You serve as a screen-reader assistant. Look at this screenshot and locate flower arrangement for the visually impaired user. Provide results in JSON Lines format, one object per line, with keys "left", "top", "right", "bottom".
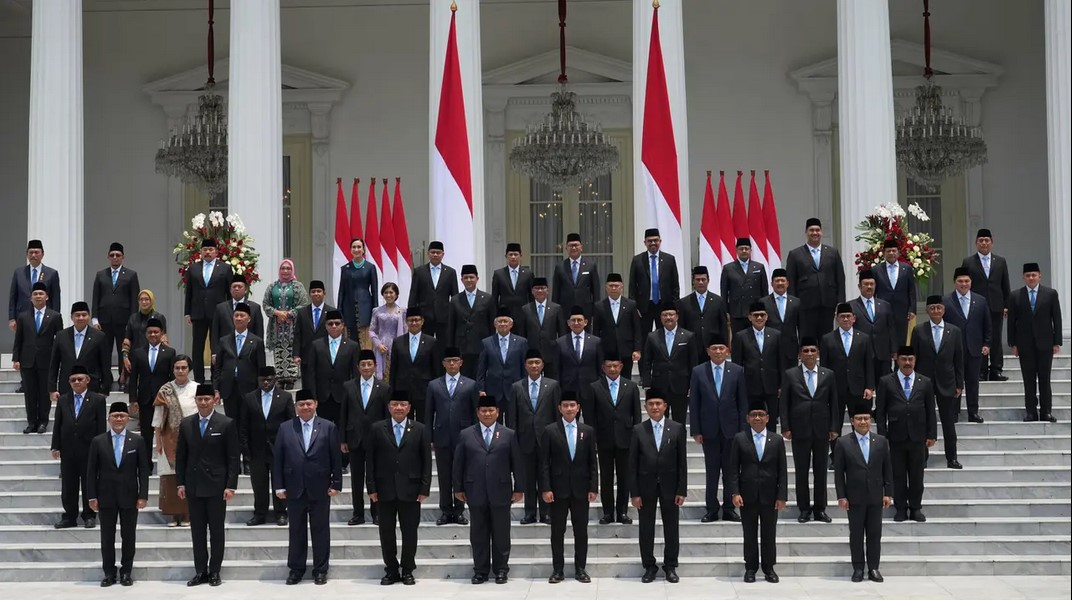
{"left": 854, "top": 202, "right": 939, "bottom": 283}
{"left": 173, "top": 211, "right": 260, "bottom": 288}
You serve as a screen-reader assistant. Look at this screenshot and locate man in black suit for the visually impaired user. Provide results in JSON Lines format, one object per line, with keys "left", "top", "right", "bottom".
{"left": 833, "top": 405, "right": 893, "bottom": 583}
{"left": 873, "top": 239, "right": 917, "bottom": 345}
{"left": 821, "top": 303, "right": 876, "bottom": 458}
{"left": 367, "top": 393, "right": 432, "bottom": 586}
{"left": 477, "top": 309, "right": 528, "bottom": 406}
{"left": 641, "top": 303, "right": 700, "bottom": 423}
{"left": 340, "top": 349, "right": 389, "bottom": 525}
{"left": 722, "top": 238, "right": 770, "bottom": 335}
{"left": 945, "top": 267, "right": 992, "bottom": 423}
{"left": 490, "top": 243, "right": 533, "bottom": 330}
{"left": 552, "top": 233, "right": 601, "bottom": 321}
{"left": 273, "top": 389, "right": 343, "bottom": 586}
{"left": 453, "top": 396, "right": 524, "bottom": 585}
{"left": 540, "top": 391, "right": 598, "bottom": 584}
{"left": 875, "top": 347, "right": 937, "bottom": 522}
{"left": 785, "top": 218, "right": 845, "bottom": 339}
{"left": 240, "top": 366, "right": 295, "bottom": 526}
{"left": 761, "top": 268, "right": 801, "bottom": 370}
{"left": 407, "top": 240, "right": 459, "bottom": 342}
{"left": 961, "top": 229, "right": 1011, "bottom": 380}
{"left": 176, "top": 384, "right": 240, "bottom": 587}
{"left": 629, "top": 228, "right": 681, "bottom": 332}
{"left": 87, "top": 402, "right": 149, "bottom": 587}
{"left": 1008, "top": 262, "right": 1064, "bottom": 422}
{"left": 518, "top": 277, "right": 567, "bottom": 380}
{"left": 50, "top": 302, "right": 112, "bottom": 398}
{"left": 912, "top": 297, "right": 965, "bottom": 469}
{"left": 507, "top": 349, "right": 560, "bottom": 524}
{"left": 587, "top": 353, "right": 641, "bottom": 524}
{"left": 8, "top": 239, "right": 61, "bottom": 332}
{"left": 426, "top": 347, "right": 479, "bottom": 525}
{"left": 51, "top": 365, "right": 108, "bottom": 528}
{"left": 306, "top": 310, "right": 358, "bottom": 426}
{"left": 12, "top": 281, "right": 63, "bottom": 433}
{"left": 447, "top": 264, "right": 495, "bottom": 378}
{"left": 726, "top": 400, "right": 787, "bottom": 584}
{"left": 210, "top": 274, "right": 265, "bottom": 361}
{"left": 389, "top": 309, "right": 442, "bottom": 423}
{"left": 676, "top": 266, "right": 729, "bottom": 355}
{"left": 212, "top": 303, "right": 267, "bottom": 441}
{"left": 592, "top": 273, "right": 643, "bottom": 378}
{"left": 556, "top": 306, "right": 604, "bottom": 399}
{"left": 126, "top": 318, "right": 174, "bottom": 456}
{"left": 732, "top": 302, "right": 784, "bottom": 432}
{"left": 91, "top": 242, "right": 140, "bottom": 388}
{"left": 291, "top": 279, "right": 335, "bottom": 388}
{"left": 184, "top": 239, "right": 233, "bottom": 382}
{"left": 780, "top": 338, "right": 838, "bottom": 524}
{"left": 852, "top": 269, "right": 898, "bottom": 382}
{"left": 629, "top": 391, "right": 687, "bottom": 583}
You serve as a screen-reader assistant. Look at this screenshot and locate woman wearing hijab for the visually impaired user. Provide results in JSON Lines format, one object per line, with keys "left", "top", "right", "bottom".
{"left": 338, "top": 238, "right": 379, "bottom": 348}
{"left": 122, "top": 289, "right": 169, "bottom": 375}
{"left": 152, "top": 354, "right": 197, "bottom": 526}
{"left": 262, "top": 258, "right": 310, "bottom": 388}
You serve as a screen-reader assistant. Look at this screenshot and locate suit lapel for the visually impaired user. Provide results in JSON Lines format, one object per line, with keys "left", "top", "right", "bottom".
{"left": 305, "top": 417, "right": 321, "bottom": 453}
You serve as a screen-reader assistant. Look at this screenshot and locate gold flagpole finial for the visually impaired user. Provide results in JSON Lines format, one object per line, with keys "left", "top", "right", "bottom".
{"left": 451, "top": 1, "right": 457, "bottom": 12}
{"left": 706, "top": 170, "right": 712, "bottom": 177}
{"left": 653, "top": 0, "right": 660, "bottom": 9}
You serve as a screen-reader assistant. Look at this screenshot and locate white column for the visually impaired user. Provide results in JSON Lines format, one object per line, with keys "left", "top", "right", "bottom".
{"left": 27, "top": 0, "right": 84, "bottom": 306}
{"left": 837, "top": 0, "right": 897, "bottom": 299}
{"left": 228, "top": 0, "right": 283, "bottom": 303}
{"left": 1045, "top": 0, "right": 1071, "bottom": 341}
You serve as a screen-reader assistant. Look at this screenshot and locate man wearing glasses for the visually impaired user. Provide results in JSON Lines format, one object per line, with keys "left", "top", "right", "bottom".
{"left": 91, "top": 243, "right": 140, "bottom": 392}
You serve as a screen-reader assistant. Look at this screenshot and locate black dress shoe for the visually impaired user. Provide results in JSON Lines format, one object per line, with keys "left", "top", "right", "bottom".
{"left": 37, "top": 424, "right": 48, "bottom": 434}
{"left": 242, "top": 464, "right": 251, "bottom": 476}
{"left": 617, "top": 513, "right": 633, "bottom": 525}
{"left": 968, "top": 414, "right": 984, "bottom": 423}
{"left": 314, "top": 572, "right": 327, "bottom": 585}
{"left": 953, "top": 412, "right": 960, "bottom": 423}
{"left": 764, "top": 569, "right": 779, "bottom": 583}
{"left": 894, "top": 509, "right": 907, "bottom": 522}
{"left": 743, "top": 569, "right": 757, "bottom": 583}
{"left": 436, "top": 514, "right": 451, "bottom": 525}
{"left": 380, "top": 572, "right": 401, "bottom": 586}
{"left": 813, "top": 511, "right": 832, "bottom": 523}
{"left": 119, "top": 573, "right": 133, "bottom": 586}
{"left": 722, "top": 508, "right": 742, "bottom": 522}
{"left": 1042, "top": 413, "right": 1058, "bottom": 423}
{"left": 868, "top": 569, "right": 884, "bottom": 582}
{"left": 286, "top": 571, "right": 303, "bottom": 585}
{"left": 548, "top": 570, "right": 564, "bottom": 583}
{"left": 341, "top": 464, "right": 349, "bottom": 475}
{"left": 598, "top": 514, "right": 615, "bottom": 524}
{"left": 84, "top": 518, "right": 97, "bottom": 528}
{"left": 277, "top": 515, "right": 288, "bottom": 526}
{"left": 187, "top": 573, "right": 209, "bottom": 586}
{"left": 22, "top": 425, "right": 34, "bottom": 434}
{"left": 471, "top": 573, "right": 487, "bottom": 585}
{"left": 540, "top": 514, "right": 552, "bottom": 525}
{"left": 347, "top": 516, "right": 365, "bottom": 526}
{"left": 100, "top": 576, "right": 117, "bottom": 587}
{"left": 54, "top": 519, "right": 77, "bottom": 529}
{"left": 401, "top": 572, "right": 415, "bottom": 585}
{"left": 947, "top": 460, "right": 963, "bottom": 469}
{"left": 494, "top": 570, "right": 508, "bottom": 584}
{"left": 990, "top": 372, "right": 1008, "bottom": 381}
{"left": 851, "top": 569, "right": 865, "bottom": 582}
{"left": 519, "top": 515, "right": 537, "bottom": 525}
{"left": 1024, "top": 413, "right": 1040, "bottom": 422}
{"left": 641, "top": 566, "right": 659, "bottom": 583}
{"left": 372, "top": 516, "right": 379, "bottom": 526}
{"left": 246, "top": 516, "right": 266, "bottom": 526}
{"left": 454, "top": 514, "right": 468, "bottom": 525}
{"left": 575, "top": 568, "right": 591, "bottom": 583}
{"left": 700, "top": 511, "right": 719, "bottom": 523}
{"left": 910, "top": 509, "right": 927, "bottom": 522}
{"left": 664, "top": 566, "right": 679, "bottom": 583}
{"left": 209, "top": 572, "right": 222, "bottom": 586}
{"left": 797, "top": 509, "right": 811, "bottom": 523}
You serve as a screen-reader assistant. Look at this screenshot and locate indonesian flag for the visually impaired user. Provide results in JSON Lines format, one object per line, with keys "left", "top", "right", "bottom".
{"left": 379, "top": 179, "right": 398, "bottom": 291}
{"left": 715, "top": 171, "right": 736, "bottom": 266}
{"left": 393, "top": 178, "right": 413, "bottom": 307}
{"left": 698, "top": 171, "right": 722, "bottom": 285}
{"left": 747, "top": 171, "right": 768, "bottom": 265}
{"left": 732, "top": 171, "right": 748, "bottom": 242}
{"left": 349, "top": 178, "right": 362, "bottom": 242}
{"left": 762, "top": 170, "right": 783, "bottom": 270}
{"left": 364, "top": 179, "right": 382, "bottom": 276}
{"left": 332, "top": 178, "right": 350, "bottom": 302}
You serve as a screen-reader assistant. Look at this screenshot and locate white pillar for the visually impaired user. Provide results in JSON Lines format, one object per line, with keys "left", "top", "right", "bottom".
{"left": 27, "top": 0, "right": 84, "bottom": 306}
{"left": 1045, "top": 0, "right": 1071, "bottom": 341}
{"left": 837, "top": 0, "right": 897, "bottom": 299}
{"left": 228, "top": 0, "right": 283, "bottom": 303}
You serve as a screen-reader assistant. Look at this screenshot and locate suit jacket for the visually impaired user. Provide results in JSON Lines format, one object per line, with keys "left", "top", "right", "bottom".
{"left": 943, "top": 292, "right": 992, "bottom": 357}
{"left": 725, "top": 428, "right": 788, "bottom": 507}
{"left": 731, "top": 326, "right": 784, "bottom": 396}
{"left": 175, "top": 411, "right": 241, "bottom": 497}
{"left": 490, "top": 265, "right": 533, "bottom": 326}
{"left": 875, "top": 372, "right": 938, "bottom": 443}
{"left": 961, "top": 253, "right": 1011, "bottom": 315}
{"left": 628, "top": 251, "right": 681, "bottom": 315}
{"left": 676, "top": 291, "right": 729, "bottom": 351}
{"left": 408, "top": 262, "right": 459, "bottom": 327}
{"left": 213, "top": 331, "right": 267, "bottom": 400}
{"left": 365, "top": 418, "right": 433, "bottom": 502}
{"left": 873, "top": 260, "right": 917, "bottom": 319}
{"left": 761, "top": 293, "right": 801, "bottom": 368}
{"left": 833, "top": 431, "right": 893, "bottom": 506}
{"left": 210, "top": 298, "right": 265, "bottom": 355}
{"left": 447, "top": 290, "right": 495, "bottom": 355}
{"left": 49, "top": 327, "right": 112, "bottom": 394}
{"left": 780, "top": 366, "right": 838, "bottom": 439}
{"left": 820, "top": 328, "right": 875, "bottom": 396}
{"left": 688, "top": 361, "right": 748, "bottom": 439}
{"left": 127, "top": 344, "right": 176, "bottom": 407}
{"left": 552, "top": 256, "right": 601, "bottom": 317}
{"left": 86, "top": 430, "right": 150, "bottom": 509}
{"left": 586, "top": 377, "right": 641, "bottom": 450}
{"left": 476, "top": 333, "right": 528, "bottom": 403}
{"left": 1008, "top": 285, "right": 1063, "bottom": 349}
{"left": 851, "top": 296, "right": 898, "bottom": 362}
{"left": 240, "top": 386, "right": 296, "bottom": 461}
{"left": 518, "top": 301, "right": 567, "bottom": 373}
{"left": 389, "top": 332, "right": 442, "bottom": 401}
{"left": 640, "top": 327, "right": 700, "bottom": 396}
{"left": 426, "top": 374, "right": 479, "bottom": 448}
{"left": 453, "top": 423, "right": 524, "bottom": 507}
{"left": 11, "top": 307, "right": 63, "bottom": 368}
{"left": 556, "top": 332, "right": 603, "bottom": 394}
{"left": 291, "top": 302, "right": 336, "bottom": 361}
{"left": 720, "top": 261, "right": 770, "bottom": 318}
{"left": 591, "top": 296, "right": 643, "bottom": 359}
{"left": 306, "top": 336, "right": 358, "bottom": 404}
{"left": 91, "top": 266, "right": 140, "bottom": 328}
{"left": 184, "top": 260, "right": 233, "bottom": 320}
{"left": 50, "top": 390, "right": 107, "bottom": 452}
{"left": 339, "top": 377, "right": 390, "bottom": 449}
{"left": 8, "top": 263, "right": 60, "bottom": 320}
{"left": 272, "top": 416, "right": 343, "bottom": 500}
{"left": 627, "top": 419, "right": 687, "bottom": 499}
{"left": 784, "top": 243, "right": 846, "bottom": 309}
{"left": 911, "top": 321, "right": 965, "bottom": 397}
{"left": 507, "top": 376, "right": 561, "bottom": 453}
{"left": 538, "top": 420, "right": 598, "bottom": 499}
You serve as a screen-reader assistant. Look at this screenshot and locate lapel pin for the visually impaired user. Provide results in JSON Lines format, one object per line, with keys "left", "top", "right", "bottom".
{"left": 495, "top": 431, "right": 500, "bottom": 440}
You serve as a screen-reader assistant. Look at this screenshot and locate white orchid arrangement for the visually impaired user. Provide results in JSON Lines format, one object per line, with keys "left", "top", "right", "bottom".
{"left": 174, "top": 211, "right": 260, "bottom": 288}
{"left": 854, "top": 202, "right": 938, "bottom": 282}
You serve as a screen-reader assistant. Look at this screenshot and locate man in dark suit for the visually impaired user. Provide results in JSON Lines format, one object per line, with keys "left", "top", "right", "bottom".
{"left": 641, "top": 303, "right": 700, "bottom": 423}
{"left": 176, "top": 384, "right": 240, "bottom": 587}
{"left": 426, "top": 347, "right": 479, "bottom": 525}
{"left": 592, "top": 273, "right": 643, "bottom": 378}
{"left": 961, "top": 229, "right": 1011, "bottom": 380}
{"left": 875, "top": 347, "right": 937, "bottom": 522}
{"left": 540, "top": 392, "right": 598, "bottom": 583}
{"left": 340, "top": 349, "right": 389, "bottom": 525}
{"left": 490, "top": 243, "right": 533, "bottom": 330}
{"left": 873, "top": 239, "right": 917, "bottom": 345}
{"left": 240, "top": 366, "right": 295, "bottom": 526}
{"left": 556, "top": 306, "right": 603, "bottom": 399}
{"left": 833, "top": 405, "right": 893, "bottom": 583}
{"left": 912, "top": 297, "right": 965, "bottom": 469}
{"left": 212, "top": 303, "right": 267, "bottom": 440}
{"left": 726, "top": 400, "right": 788, "bottom": 584}
{"left": 821, "top": 303, "right": 875, "bottom": 458}
{"left": 366, "top": 393, "right": 432, "bottom": 586}
{"left": 780, "top": 338, "right": 838, "bottom": 524}
{"left": 1008, "top": 262, "right": 1064, "bottom": 422}
{"left": 51, "top": 365, "right": 108, "bottom": 528}
{"left": 8, "top": 239, "right": 61, "bottom": 332}
{"left": 945, "top": 267, "right": 992, "bottom": 423}
{"left": 447, "top": 265, "right": 495, "bottom": 378}
{"left": 518, "top": 277, "right": 567, "bottom": 380}
{"left": 507, "top": 349, "right": 561, "bottom": 524}
{"left": 629, "top": 228, "right": 681, "bottom": 332}
{"left": 291, "top": 279, "right": 335, "bottom": 388}
{"left": 407, "top": 240, "right": 459, "bottom": 342}
{"left": 306, "top": 310, "right": 358, "bottom": 426}
{"left": 731, "top": 302, "right": 784, "bottom": 432}
{"left": 12, "top": 281, "right": 63, "bottom": 433}
{"left": 210, "top": 274, "right": 265, "bottom": 361}
{"left": 587, "top": 353, "right": 641, "bottom": 524}
{"left": 126, "top": 317, "right": 175, "bottom": 456}
{"left": 91, "top": 242, "right": 140, "bottom": 386}
{"left": 49, "top": 301, "right": 112, "bottom": 398}
{"left": 852, "top": 269, "right": 898, "bottom": 382}
{"left": 453, "top": 396, "right": 524, "bottom": 585}
{"left": 785, "top": 218, "right": 845, "bottom": 339}
{"left": 629, "top": 391, "right": 687, "bottom": 583}
{"left": 273, "top": 389, "right": 343, "bottom": 586}
{"left": 676, "top": 266, "right": 729, "bottom": 356}
{"left": 552, "top": 233, "right": 601, "bottom": 321}
{"left": 722, "top": 238, "right": 770, "bottom": 335}
{"left": 689, "top": 332, "right": 748, "bottom": 522}
{"left": 761, "top": 268, "right": 801, "bottom": 370}
{"left": 389, "top": 309, "right": 443, "bottom": 422}
{"left": 477, "top": 309, "right": 528, "bottom": 406}
{"left": 184, "top": 239, "right": 233, "bottom": 382}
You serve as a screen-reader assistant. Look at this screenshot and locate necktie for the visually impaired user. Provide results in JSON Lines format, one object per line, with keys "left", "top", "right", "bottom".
{"left": 754, "top": 431, "right": 765, "bottom": 460}
{"left": 842, "top": 330, "right": 851, "bottom": 356}
{"left": 961, "top": 295, "right": 970, "bottom": 317}
{"left": 431, "top": 265, "right": 440, "bottom": 288}
{"left": 262, "top": 391, "right": 272, "bottom": 419}
{"left": 111, "top": 269, "right": 119, "bottom": 289}
{"left": 447, "top": 377, "right": 456, "bottom": 398}
{"left": 468, "top": 292, "right": 474, "bottom": 308}
{"left": 566, "top": 422, "right": 576, "bottom": 460}
{"left": 665, "top": 329, "right": 674, "bottom": 351}
{"left": 362, "top": 381, "right": 371, "bottom": 407}
{"left": 755, "top": 330, "right": 764, "bottom": 352}
{"left": 537, "top": 303, "right": 544, "bottom": 325}
{"left": 149, "top": 345, "right": 157, "bottom": 372}
{"left": 653, "top": 421, "right": 663, "bottom": 448}
{"left": 1030, "top": 289, "right": 1037, "bottom": 312}
{"left": 860, "top": 434, "right": 870, "bottom": 463}
{"left": 574, "top": 334, "right": 582, "bottom": 358}
{"left": 313, "top": 306, "right": 321, "bottom": 330}
{"left": 530, "top": 381, "right": 539, "bottom": 410}
{"left": 933, "top": 325, "right": 942, "bottom": 351}
{"left": 806, "top": 369, "right": 816, "bottom": 396}
{"left": 741, "top": 260, "right": 749, "bottom": 273}
{"left": 330, "top": 338, "right": 339, "bottom": 363}
{"left": 114, "top": 434, "right": 123, "bottom": 467}
{"left": 236, "top": 333, "right": 245, "bottom": 353}
{"left": 410, "top": 335, "right": 418, "bottom": 361}
{"left": 776, "top": 296, "right": 785, "bottom": 320}
{"left": 610, "top": 380, "right": 618, "bottom": 406}
{"left": 572, "top": 260, "right": 579, "bottom": 284}
{"left": 982, "top": 254, "right": 990, "bottom": 277}
{"left": 484, "top": 427, "right": 492, "bottom": 449}
{"left": 200, "top": 417, "right": 208, "bottom": 437}
{"left": 500, "top": 337, "right": 508, "bottom": 362}
{"left": 866, "top": 298, "right": 875, "bottom": 321}
{"left": 35, "top": 310, "right": 42, "bottom": 333}
{"left": 75, "top": 332, "right": 84, "bottom": 357}
{"left": 650, "top": 254, "right": 660, "bottom": 303}
{"left": 74, "top": 393, "right": 83, "bottom": 418}
{"left": 510, "top": 269, "right": 518, "bottom": 288}
{"left": 203, "top": 261, "right": 212, "bottom": 286}
{"left": 31, "top": 267, "right": 38, "bottom": 284}
{"left": 698, "top": 293, "right": 706, "bottom": 313}
{"left": 714, "top": 364, "right": 723, "bottom": 395}
{"left": 903, "top": 375, "right": 912, "bottom": 398}
{"left": 395, "top": 422, "right": 404, "bottom": 446}
{"left": 611, "top": 300, "right": 619, "bottom": 322}
{"left": 811, "top": 247, "right": 820, "bottom": 269}
{"left": 303, "top": 421, "right": 312, "bottom": 451}
{"left": 888, "top": 262, "right": 898, "bottom": 287}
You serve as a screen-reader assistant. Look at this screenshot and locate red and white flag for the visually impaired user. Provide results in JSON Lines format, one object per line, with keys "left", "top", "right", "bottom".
{"left": 349, "top": 177, "right": 363, "bottom": 244}
{"left": 698, "top": 171, "right": 722, "bottom": 285}
{"left": 364, "top": 179, "right": 382, "bottom": 278}
{"left": 732, "top": 171, "right": 748, "bottom": 244}
{"left": 379, "top": 178, "right": 398, "bottom": 291}
{"left": 716, "top": 171, "right": 736, "bottom": 266}
{"left": 748, "top": 171, "right": 768, "bottom": 265}
{"left": 762, "top": 170, "right": 782, "bottom": 270}
{"left": 393, "top": 178, "right": 413, "bottom": 307}
{"left": 332, "top": 178, "right": 350, "bottom": 302}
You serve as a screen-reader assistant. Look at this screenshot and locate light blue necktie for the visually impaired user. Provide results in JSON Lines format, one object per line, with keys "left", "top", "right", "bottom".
{"left": 806, "top": 369, "right": 816, "bottom": 396}
{"left": 530, "top": 381, "right": 539, "bottom": 410}
{"left": 537, "top": 303, "right": 544, "bottom": 325}
{"left": 31, "top": 267, "right": 38, "bottom": 285}
{"left": 113, "top": 433, "right": 123, "bottom": 467}
{"left": 330, "top": 338, "right": 339, "bottom": 364}
{"left": 776, "top": 296, "right": 785, "bottom": 320}
{"left": 567, "top": 422, "right": 576, "bottom": 460}
{"left": 467, "top": 292, "right": 475, "bottom": 308}
{"left": 35, "top": 310, "right": 42, "bottom": 333}
{"left": 447, "top": 377, "right": 456, "bottom": 398}
{"left": 866, "top": 298, "right": 875, "bottom": 321}
{"left": 611, "top": 300, "right": 619, "bottom": 322}
{"left": 574, "top": 334, "right": 582, "bottom": 359}
{"left": 903, "top": 375, "right": 912, "bottom": 399}
{"left": 741, "top": 260, "right": 749, "bottom": 273}
{"left": 111, "top": 269, "right": 119, "bottom": 289}
{"left": 981, "top": 254, "right": 990, "bottom": 277}
{"left": 510, "top": 269, "right": 518, "bottom": 288}
{"left": 484, "top": 426, "right": 492, "bottom": 449}
{"left": 859, "top": 434, "right": 870, "bottom": 463}
{"left": 961, "top": 295, "right": 970, "bottom": 318}
{"left": 665, "top": 329, "right": 674, "bottom": 351}
{"left": 754, "top": 431, "right": 765, "bottom": 460}
{"left": 203, "top": 261, "right": 212, "bottom": 286}
{"left": 888, "top": 262, "right": 898, "bottom": 288}
{"left": 698, "top": 293, "right": 706, "bottom": 313}
{"left": 74, "top": 331, "right": 84, "bottom": 356}
{"left": 653, "top": 421, "right": 663, "bottom": 448}
{"left": 500, "top": 337, "right": 508, "bottom": 362}
{"left": 362, "top": 381, "right": 371, "bottom": 408}
{"left": 303, "top": 421, "right": 312, "bottom": 451}
{"left": 1030, "top": 289, "right": 1037, "bottom": 312}
{"left": 235, "top": 334, "right": 245, "bottom": 375}
{"left": 262, "top": 391, "right": 272, "bottom": 419}
{"left": 410, "top": 335, "right": 419, "bottom": 361}
{"left": 395, "top": 422, "right": 404, "bottom": 446}
{"left": 431, "top": 265, "right": 440, "bottom": 288}
{"left": 313, "top": 306, "right": 321, "bottom": 330}
{"left": 933, "top": 325, "right": 942, "bottom": 351}
{"left": 650, "top": 254, "right": 660, "bottom": 303}
{"left": 74, "top": 393, "right": 83, "bottom": 418}
{"left": 149, "top": 345, "right": 157, "bottom": 372}
{"left": 755, "top": 329, "right": 764, "bottom": 353}
{"left": 572, "top": 260, "right": 579, "bottom": 284}
{"left": 714, "top": 365, "right": 723, "bottom": 395}
{"left": 610, "top": 379, "right": 618, "bottom": 406}
{"left": 200, "top": 417, "right": 208, "bottom": 437}
{"left": 811, "top": 247, "right": 821, "bottom": 269}
{"left": 842, "top": 330, "right": 852, "bottom": 356}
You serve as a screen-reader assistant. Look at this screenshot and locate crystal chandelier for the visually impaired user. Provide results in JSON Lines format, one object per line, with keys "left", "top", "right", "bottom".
{"left": 895, "top": 0, "right": 987, "bottom": 190}
{"left": 509, "top": 0, "right": 619, "bottom": 191}
{"left": 154, "top": 0, "right": 228, "bottom": 195}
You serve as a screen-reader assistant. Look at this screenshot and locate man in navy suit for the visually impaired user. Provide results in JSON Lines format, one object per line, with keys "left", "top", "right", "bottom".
{"left": 784, "top": 218, "right": 845, "bottom": 339}
{"left": 629, "top": 228, "right": 681, "bottom": 333}
{"left": 507, "top": 349, "right": 561, "bottom": 524}
{"left": 944, "top": 267, "right": 992, "bottom": 423}
{"left": 212, "top": 303, "right": 267, "bottom": 456}
{"left": 91, "top": 242, "right": 140, "bottom": 387}
{"left": 447, "top": 264, "right": 495, "bottom": 378}
{"left": 490, "top": 243, "right": 533, "bottom": 330}
{"left": 961, "top": 229, "right": 1011, "bottom": 381}
{"left": 389, "top": 309, "right": 442, "bottom": 423}
{"left": 689, "top": 332, "right": 748, "bottom": 523}
{"left": 556, "top": 306, "right": 603, "bottom": 399}
{"left": 852, "top": 269, "right": 898, "bottom": 382}
{"left": 426, "top": 346, "right": 479, "bottom": 525}
{"left": 873, "top": 239, "right": 917, "bottom": 345}
{"left": 552, "top": 233, "right": 601, "bottom": 321}
{"left": 184, "top": 239, "right": 233, "bottom": 382}
{"left": 8, "top": 239, "right": 61, "bottom": 332}
{"left": 12, "top": 281, "right": 63, "bottom": 433}
{"left": 760, "top": 268, "right": 801, "bottom": 370}
{"left": 1008, "top": 262, "right": 1063, "bottom": 422}
{"left": 273, "top": 389, "right": 343, "bottom": 586}
{"left": 721, "top": 238, "right": 770, "bottom": 335}
{"left": 339, "top": 349, "right": 389, "bottom": 525}
{"left": 587, "top": 353, "right": 642, "bottom": 524}
{"left": 912, "top": 297, "right": 965, "bottom": 469}
{"left": 407, "top": 241, "right": 459, "bottom": 343}
{"left": 477, "top": 309, "right": 528, "bottom": 408}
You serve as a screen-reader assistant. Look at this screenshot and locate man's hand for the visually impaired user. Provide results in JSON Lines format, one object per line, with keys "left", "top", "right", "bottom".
{"left": 925, "top": 438, "right": 936, "bottom": 448}
{"left": 981, "top": 346, "right": 990, "bottom": 357}
{"left": 1054, "top": 345, "right": 1062, "bottom": 356}
{"left": 51, "top": 450, "right": 60, "bottom": 460}
{"left": 674, "top": 495, "right": 686, "bottom": 507}
{"left": 454, "top": 492, "right": 466, "bottom": 502}
{"left": 907, "top": 312, "right": 914, "bottom": 322}
{"left": 510, "top": 492, "right": 523, "bottom": 503}
{"left": 123, "top": 357, "right": 132, "bottom": 372}
{"left": 838, "top": 498, "right": 848, "bottom": 510}
{"left": 293, "top": 357, "right": 301, "bottom": 365}
{"left": 1002, "top": 308, "right": 1008, "bottom": 318}
{"left": 328, "top": 488, "right": 340, "bottom": 497}
{"left": 11, "top": 361, "right": 19, "bottom": 371}
{"left": 631, "top": 351, "right": 641, "bottom": 362}
{"left": 417, "top": 495, "right": 427, "bottom": 503}
{"left": 89, "top": 499, "right": 99, "bottom": 511}
{"left": 185, "top": 316, "right": 192, "bottom": 325}
{"left": 1011, "top": 345, "right": 1018, "bottom": 357}
{"left": 543, "top": 491, "right": 554, "bottom": 504}
{"left": 223, "top": 489, "right": 235, "bottom": 501}
{"left": 955, "top": 388, "right": 963, "bottom": 398}
{"left": 828, "top": 432, "right": 838, "bottom": 441}
{"left": 882, "top": 496, "right": 893, "bottom": 508}
{"left": 8, "top": 319, "right": 16, "bottom": 332}
{"left": 782, "top": 431, "right": 792, "bottom": 441}
{"left": 211, "top": 355, "right": 216, "bottom": 366}
{"left": 177, "top": 486, "right": 186, "bottom": 500}
{"left": 693, "top": 434, "right": 704, "bottom": 444}
{"left": 276, "top": 491, "right": 287, "bottom": 500}
{"left": 50, "top": 392, "right": 59, "bottom": 403}
{"left": 340, "top": 443, "right": 349, "bottom": 454}
{"left": 732, "top": 494, "right": 744, "bottom": 508}
{"left": 631, "top": 496, "right": 643, "bottom": 509}
{"left": 587, "top": 492, "right": 597, "bottom": 502}
{"left": 136, "top": 499, "right": 147, "bottom": 509}
{"left": 863, "top": 388, "right": 874, "bottom": 401}
{"left": 775, "top": 500, "right": 786, "bottom": 511}
{"left": 479, "top": 391, "right": 486, "bottom": 397}
{"left": 93, "top": 322, "right": 102, "bottom": 330}
{"left": 369, "top": 492, "right": 379, "bottom": 503}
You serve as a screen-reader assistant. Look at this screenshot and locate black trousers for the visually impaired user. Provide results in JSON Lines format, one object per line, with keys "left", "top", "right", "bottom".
{"left": 982, "top": 311, "right": 1004, "bottom": 374}
{"left": 701, "top": 436, "right": 733, "bottom": 512}
{"left": 1020, "top": 345, "right": 1055, "bottom": 416}
{"left": 250, "top": 458, "right": 287, "bottom": 518}
{"left": 890, "top": 441, "right": 927, "bottom": 510}
{"left": 936, "top": 394, "right": 959, "bottom": 462}
{"left": 791, "top": 436, "right": 828, "bottom": 511}
{"left": 60, "top": 446, "right": 94, "bottom": 521}
{"left": 187, "top": 496, "right": 226, "bottom": 574}
{"left": 99, "top": 506, "right": 138, "bottom": 577}
{"left": 799, "top": 305, "right": 835, "bottom": 340}
{"left": 598, "top": 445, "right": 629, "bottom": 517}
{"left": 287, "top": 495, "right": 332, "bottom": 575}
{"left": 20, "top": 365, "right": 51, "bottom": 427}
{"left": 665, "top": 392, "right": 688, "bottom": 425}
{"left": 847, "top": 502, "right": 883, "bottom": 570}
{"left": 435, "top": 445, "right": 464, "bottom": 516}
{"left": 550, "top": 496, "right": 590, "bottom": 571}
{"left": 640, "top": 304, "right": 660, "bottom": 336}
{"left": 520, "top": 450, "right": 549, "bottom": 519}
{"left": 348, "top": 446, "right": 376, "bottom": 519}
{"left": 962, "top": 355, "right": 982, "bottom": 416}
{"left": 740, "top": 502, "right": 778, "bottom": 572}
{"left": 136, "top": 399, "right": 155, "bottom": 456}
{"left": 190, "top": 318, "right": 211, "bottom": 382}
{"left": 873, "top": 357, "right": 892, "bottom": 384}
{"left": 378, "top": 499, "right": 421, "bottom": 575}
{"left": 638, "top": 488, "right": 680, "bottom": 568}
{"left": 468, "top": 503, "right": 512, "bottom": 576}
{"left": 101, "top": 322, "right": 126, "bottom": 370}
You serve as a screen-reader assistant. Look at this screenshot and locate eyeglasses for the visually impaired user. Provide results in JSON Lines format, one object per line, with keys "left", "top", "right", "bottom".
{"left": 748, "top": 412, "right": 768, "bottom": 418}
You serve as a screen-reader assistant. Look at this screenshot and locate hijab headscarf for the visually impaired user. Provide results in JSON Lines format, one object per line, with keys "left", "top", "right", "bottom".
{"left": 277, "top": 258, "right": 297, "bottom": 283}
{"left": 138, "top": 289, "right": 157, "bottom": 315}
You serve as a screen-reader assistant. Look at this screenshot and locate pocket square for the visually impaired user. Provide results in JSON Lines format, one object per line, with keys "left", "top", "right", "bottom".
{"left": 581, "top": 271, "right": 590, "bottom": 275}
{"left": 127, "top": 449, "right": 137, "bottom": 454}
{"left": 210, "top": 432, "right": 222, "bottom": 436}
